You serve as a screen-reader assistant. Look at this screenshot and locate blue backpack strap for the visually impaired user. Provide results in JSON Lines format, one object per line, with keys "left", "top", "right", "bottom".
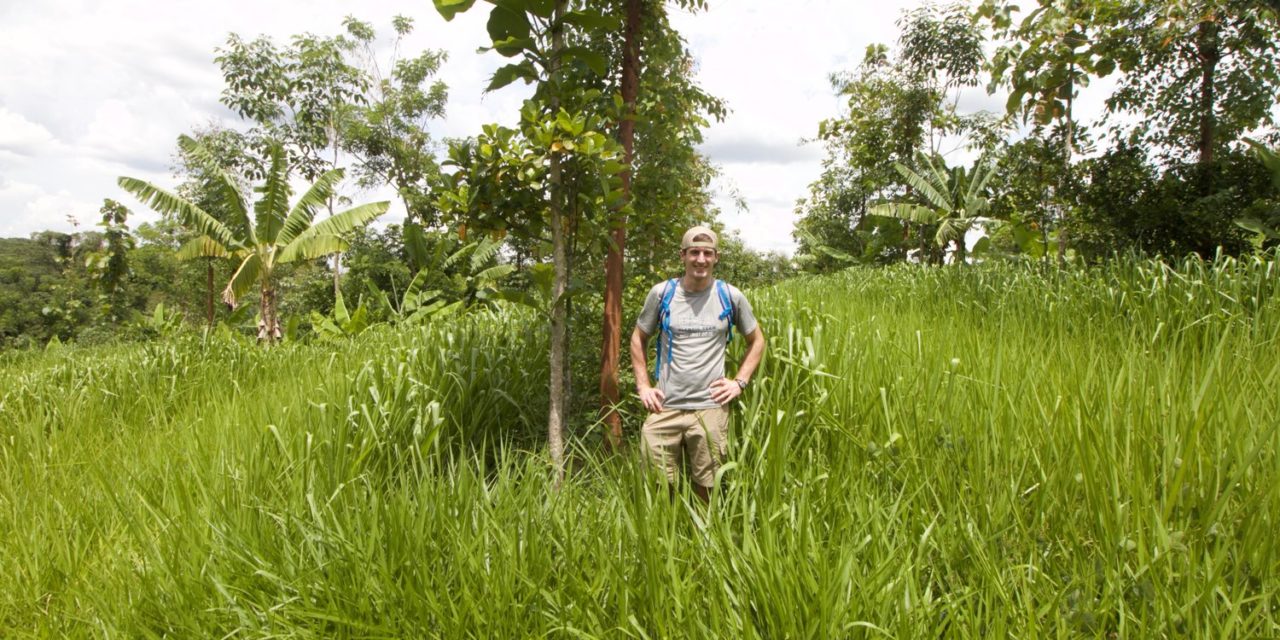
{"left": 654, "top": 278, "right": 679, "bottom": 380}
{"left": 715, "top": 279, "right": 735, "bottom": 343}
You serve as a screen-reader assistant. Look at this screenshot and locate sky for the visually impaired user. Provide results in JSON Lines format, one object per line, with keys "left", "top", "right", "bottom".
{"left": 0, "top": 0, "right": 1109, "bottom": 254}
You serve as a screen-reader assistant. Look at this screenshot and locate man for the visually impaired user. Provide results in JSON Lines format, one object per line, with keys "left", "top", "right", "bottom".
{"left": 630, "top": 226, "right": 766, "bottom": 501}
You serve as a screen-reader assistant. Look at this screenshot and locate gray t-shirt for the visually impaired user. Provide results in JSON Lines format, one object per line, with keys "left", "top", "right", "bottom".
{"left": 636, "top": 279, "right": 758, "bottom": 410}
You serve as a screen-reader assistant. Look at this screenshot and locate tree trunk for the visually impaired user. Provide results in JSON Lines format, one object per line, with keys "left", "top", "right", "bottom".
{"left": 547, "top": 0, "right": 569, "bottom": 486}
{"left": 206, "top": 259, "right": 215, "bottom": 329}
{"left": 600, "top": 0, "right": 643, "bottom": 453}
{"left": 1195, "top": 15, "right": 1220, "bottom": 193}
{"left": 333, "top": 254, "right": 341, "bottom": 299}
{"left": 257, "top": 281, "right": 281, "bottom": 344}
{"left": 1058, "top": 68, "right": 1075, "bottom": 265}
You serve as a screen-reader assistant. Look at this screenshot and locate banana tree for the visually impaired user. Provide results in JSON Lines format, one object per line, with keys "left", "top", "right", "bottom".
{"left": 119, "top": 135, "right": 388, "bottom": 342}
{"left": 868, "top": 153, "right": 1000, "bottom": 264}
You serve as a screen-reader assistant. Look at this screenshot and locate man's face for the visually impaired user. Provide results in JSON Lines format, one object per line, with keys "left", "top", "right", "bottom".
{"left": 681, "top": 246, "right": 718, "bottom": 279}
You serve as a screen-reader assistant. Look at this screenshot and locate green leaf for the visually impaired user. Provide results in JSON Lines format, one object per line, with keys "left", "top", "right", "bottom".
{"left": 403, "top": 222, "right": 431, "bottom": 272}
{"left": 278, "top": 235, "right": 350, "bottom": 262}
{"left": 1094, "top": 56, "right": 1116, "bottom": 78}
{"left": 278, "top": 168, "right": 343, "bottom": 246}
{"left": 560, "top": 10, "right": 622, "bottom": 32}
{"left": 487, "top": 36, "right": 536, "bottom": 57}
{"left": 892, "top": 163, "right": 951, "bottom": 212}
{"left": 433, "top": 0, "right": 477, "bottom": 21}
{"left": 487, "top": 4, "right": 531, "bottom": 44}
{"left": 868, "top": 202, "right": 940, "bottom": 225}
{"left": 474, "top": 264, "right": 516, "bottom": 283}
{"left": 487, "top": 60, "right": 538, "bottom": 91}
{"left": 1245, "top": 138, "right": 1280, "bottom": 191}
{"left": 526, "top": 0, "right": 554, "bottom": 18}
{"left": 1235, "top": 217, "right": 1280, "bottom": 240}
{"left": 175, "top": 235, "right": 231, "bottom": 260}
{"left": 278, "top": 202, "right": 388, "bottom": 262}
{"left": 333, "top": 289, "right": 350, "bottom": 325}
{"left": 253, "top": 144, "right": 292, "bottom": 244}
{"left": 118, "top": 176, "right": 242, "bottom": 251}
{"left": 561, "top": 46, "right": 608, "bottom": 76}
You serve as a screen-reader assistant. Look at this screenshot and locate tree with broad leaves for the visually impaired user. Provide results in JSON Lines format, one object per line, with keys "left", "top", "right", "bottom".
{"left": 1099, "top": 0, "right": 1280, "bottom": 175}
{"left": 433, "top": 0, "right": 626, "bottom": 482}
{"left": 979, "top": 0, "right": 1121, "bottom": 262}
{"left": 338, "top": 16, "right": 451, "bottom": 229}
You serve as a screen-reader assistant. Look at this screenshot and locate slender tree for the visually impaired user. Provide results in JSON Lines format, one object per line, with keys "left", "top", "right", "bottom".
{"left": 433, "top": 0, "right": 625, "bottom": 481}
{"left": 598, "top": 0, "right": 642, "bottom": 452}
{"left": 980, "top": 0, "right": 1117, "bottom": 261}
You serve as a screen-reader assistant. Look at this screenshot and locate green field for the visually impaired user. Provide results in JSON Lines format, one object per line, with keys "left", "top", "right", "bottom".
{"left": 2, "top": 256, "right": 1278, "bottom": 638}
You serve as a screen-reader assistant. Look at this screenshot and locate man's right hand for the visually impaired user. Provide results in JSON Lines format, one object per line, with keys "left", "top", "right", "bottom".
{"left": 638, "top": 386, "right": 666, "bottom": 413}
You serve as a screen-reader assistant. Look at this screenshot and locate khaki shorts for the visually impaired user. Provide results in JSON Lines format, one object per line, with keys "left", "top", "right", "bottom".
{"left": 640, "top": 407, "right": 730, "bottom": 487}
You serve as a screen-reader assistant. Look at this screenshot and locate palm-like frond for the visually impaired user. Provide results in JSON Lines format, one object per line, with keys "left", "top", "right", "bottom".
{"left": 278, "top": 168, "right": 344, "bottom": 246}
{"left": 893, "top": 163, "right": 952, "bottom": 212}
{"left": 936, "top": 218, "right": 973, "bottom": 248}
{"left": 962, "top": 194, "right": 992, "bottom": 218}
{"left": 473, "top": 264, "right": 516, "bottom": 284}
{"left": 175, "top": 235, "right": 231, "bottom": 260}
{"left": 118, "top": 177, "right": 241, "bottom": 251}
{"left": 921, "top": 154, "right": 954, "bottom": 203}
{"left": 302, "top": 202, "right": 390, "bottom": 239}
{"left": 966, "top": 158, "right": 998, "bottom": 202}
{"left": 400, "top": 268, "right": 435, "bottom": 311}
{"left": 176, "top": 135, "right": 253, "bottom": 244}
{"left": 278, "top": 235, "right": 350, "bottom": 263}
{"left": 278, "top": 202, "right": 389, "bottom": 262}
{"left": 222, "top": 253, "right": 262, "bottom": 307}
{"left": 253, "top": 145, "right": 292, "bottom": 245}
{"left": 868, "top": 202, "right": 940, "bottom": 224}
{"left": 444, "top": 241, "right": 475, "bottom": 269}
{"left": 470, "top": 237, "right": 503, "bottom": 271}
{"left": 1245, "top": 139, "right": 1280, "bottom": 191}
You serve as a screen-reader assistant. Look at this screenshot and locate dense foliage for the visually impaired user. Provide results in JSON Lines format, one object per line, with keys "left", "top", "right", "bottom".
{"left": 797, "top": 0, "right": 1280, "bottom": 268}
{"left": 3, "top": 254, "right": 1278, "bottom": 636}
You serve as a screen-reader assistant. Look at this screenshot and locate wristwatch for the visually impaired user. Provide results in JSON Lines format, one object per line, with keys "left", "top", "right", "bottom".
{"left": 734, "top": 378, "right": 748, "bottom": 390}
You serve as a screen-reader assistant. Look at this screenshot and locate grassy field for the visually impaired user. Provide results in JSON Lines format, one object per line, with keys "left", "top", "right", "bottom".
{"left": 2, "top": 255, "right": 1278, "bottom": 638}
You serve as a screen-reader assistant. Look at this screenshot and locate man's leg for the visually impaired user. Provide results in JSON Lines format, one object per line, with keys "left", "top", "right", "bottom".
{"left": 685, "top": 407, "right": 730, "bottom": 502}
{"left": 639, "top": 409, "right": 686, "bottom": 486}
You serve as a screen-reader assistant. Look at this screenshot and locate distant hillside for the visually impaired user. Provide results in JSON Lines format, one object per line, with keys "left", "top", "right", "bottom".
{"left": 0, "top": 236, "right": 76, "bottom": 345}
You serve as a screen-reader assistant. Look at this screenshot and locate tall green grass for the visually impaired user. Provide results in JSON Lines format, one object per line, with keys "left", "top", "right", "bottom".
{"left": 1, "top": 254, "right": 1277, "bottom": 637}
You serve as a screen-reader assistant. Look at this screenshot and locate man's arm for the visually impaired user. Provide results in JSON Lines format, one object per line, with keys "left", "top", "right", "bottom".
{"left": 709, "top": 327, "right": 766, "bottom": 405}
{"left": 630, "top": 327, "right": 665, "bottom": 413}
{"left": 735, "top": 327, "right": 766, "bottom": 383}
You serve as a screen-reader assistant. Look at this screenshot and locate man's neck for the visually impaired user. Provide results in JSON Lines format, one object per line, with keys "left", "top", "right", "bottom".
{"left": 681, "top": 273, "right": 714, "bottom": 292}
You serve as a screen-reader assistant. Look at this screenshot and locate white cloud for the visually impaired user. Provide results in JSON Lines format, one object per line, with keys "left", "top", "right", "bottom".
{"left": 0, "top": 108, "right": 57, "bottom": 156}
{"left": 0, "top": 177, "right": 100, "bottom": 236}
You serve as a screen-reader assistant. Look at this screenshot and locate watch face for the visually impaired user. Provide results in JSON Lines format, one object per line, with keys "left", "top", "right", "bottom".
{"left": 736, "top": 379, "right": 747, "bottom": 389}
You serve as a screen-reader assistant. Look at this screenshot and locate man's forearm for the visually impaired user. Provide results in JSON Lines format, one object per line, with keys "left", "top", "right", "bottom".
{"left": 734, "top": 329, "right": 766, "bottom": 383}
{"left": 630, "top": 328, "right": 652, "bottom": 390}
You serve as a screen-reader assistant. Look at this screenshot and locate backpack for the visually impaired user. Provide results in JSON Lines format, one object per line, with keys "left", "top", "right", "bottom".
{"left": 654, "top": 278, "right": 735, "bottom": 380}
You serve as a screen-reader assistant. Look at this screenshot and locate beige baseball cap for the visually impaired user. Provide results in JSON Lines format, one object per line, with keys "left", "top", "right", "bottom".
{"left": 681, "top": 225, "right": 718, "bottom": 250}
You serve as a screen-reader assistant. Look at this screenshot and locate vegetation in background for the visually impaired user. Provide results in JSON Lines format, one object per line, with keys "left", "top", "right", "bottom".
{"left": 119, "top": 137, "right": 389, "bottom": 342}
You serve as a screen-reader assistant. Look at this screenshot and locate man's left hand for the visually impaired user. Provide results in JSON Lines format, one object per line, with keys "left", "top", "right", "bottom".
{"left": 708, "top": 377, "right": 742, "bottom": 406}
